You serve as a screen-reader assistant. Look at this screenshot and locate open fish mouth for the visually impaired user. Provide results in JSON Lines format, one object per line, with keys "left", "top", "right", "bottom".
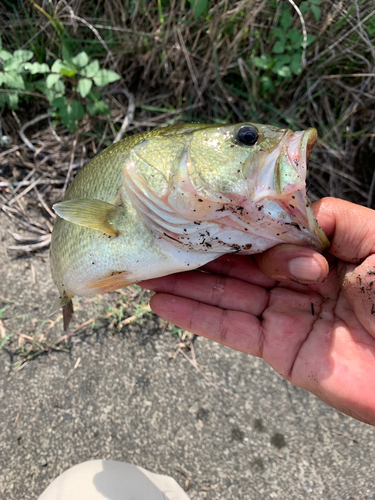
{"left": 241, "top": 127, "right": 329, "bottom": 252}
{"left": 281, "top": 128, "right": 329, "bottom": 251}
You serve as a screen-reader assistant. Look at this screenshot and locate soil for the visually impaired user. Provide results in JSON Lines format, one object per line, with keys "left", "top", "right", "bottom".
{"left": 1, "top": 212, "right": 375, "bottom": 499}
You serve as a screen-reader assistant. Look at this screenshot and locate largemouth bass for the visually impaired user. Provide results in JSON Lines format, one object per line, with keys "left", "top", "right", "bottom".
{"left": 50, "top": 122, "right": 328, "bottom": 325}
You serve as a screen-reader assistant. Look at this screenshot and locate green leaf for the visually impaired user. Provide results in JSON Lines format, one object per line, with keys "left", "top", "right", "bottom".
{"left": 310, "top": 4, "right": 321, "bottom": 22}
{"left": 309, "top": 0, "right": 321, "bottom": 5}
{"left": 95, "top": 100, "right": 110, "bottom": 115}
{"left": 90, "top": 90, "right": 101, "bottom": 100}
{"left": 14, "top": 49, "right": 34, "bottom": 61}
{"left": 300, "top": 1, "right": 309, "bottom": 15}
{"left": 272, "top": 55, "right": 292, "bottom": 77}
{"left": 290, "top": 53, "right": 302, "bottom": 75}
{"left": 273, "top": 55, "right": 291, "bottom": 73}
{"left": 87, "top": 100, "right": 111, "bottom": 116}
{"left": 189, "top": 0, "right": 209, "bottom": 19}
{"left": 0, "top": 93, "right": 7, "bottom": 107}
{"left": 272, "top": 41, "right": 285, "bottom": 54}
{"left": 7, "top": 92, "right": 19, "bottom": 109}
{"left": 60, "top": 67, "right": 77, "bottom": 78}
{"left": 0, "top": 72, "right": 4, "bottom": 86}
{"left": 59, "top": 100, "right": 85, "bottom": 131}
{"left": 24, "top": 62, "right": 49, "bottom": 74}
{"left": 272, "top": 28, "right": 286, "bottom": 43}
{"left": 77, "top": 78, "right": 92, "bottom": 98}
{"left": 54, "top": 79, "right": 65, "bottom": 94}
{"left": 3, "top": 50, "right": 33, "bottom": 71}
{"left": 253, "top": 54, "right": 272, "bottom": 70}
{"left": 80, "top": 60, "right": 99, "bottom": 78}
{"left": 0, "top": 49, "right": 12, "bottom": 62}
{"left": 93, "top": 69, "right": 120, "bottom": 86}
{"left": 37, "top": 84, "right": 57, "bottom": 103}
{"left": 52, "top": 97, "right": 84, "bottom": 131}
{"left": 3, "top": 71, "right": 25, "bottom": 89}
{"left": 72, "top": 52, "right": 89, "bottom": 68}
{"left": 62, "top": 45, "right": 72, "bottom": 63}
{"left": 280, "top": 8, "right": 293, "bottom": 30}
{"left": 70, "top": 100, "right": 85, "bottom": 120}
{"left": 46, "top": 73, "right": 62, "bottom": 88}
{"left": 51, "top": 59, "right": 76, "bottom": 75}
{"left": 87, "top": 102, "right": 97, "bottom": 116}
{"left": 51, "top": 60, "right": 66, "bottom": 73}
{"left": 276, "top": 65, "right": 292, "bottom": 78}
{"left": 51, "top": 96, "right": 67, "bottom": 108}
{"left": 287, "top": 29, "right": 302, "bottom": 48}
{"left": 306, "top": 34, "right": 317, "bottom": 46}
{"left": 260, "top": 75, "right": 275, "bottom": 94}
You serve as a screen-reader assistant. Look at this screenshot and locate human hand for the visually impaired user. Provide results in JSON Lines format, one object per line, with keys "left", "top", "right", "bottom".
{"left": 140, "top": 198, "right": 375, "bottom": 425}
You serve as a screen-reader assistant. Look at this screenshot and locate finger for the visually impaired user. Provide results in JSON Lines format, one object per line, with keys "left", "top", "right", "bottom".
{"left": 313, "top": 197, "right": 375, "bottom": 263}
{"left": 140, "top": 270, "right": 269, "bottom": 316}
{"left": 340, "top": 254, "right": 375, "bottom": 338}
{"left": 150, "top": 293, "right": 263, "bottom": 356}
{"left": 254, "top": 244, "right": 329, "bottom": 284}
{"left": 201, "top": 254, "right": 276, "bottom": 287}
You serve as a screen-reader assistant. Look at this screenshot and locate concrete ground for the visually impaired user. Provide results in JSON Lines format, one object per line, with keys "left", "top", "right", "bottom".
{"left": 1, "top": 213, "right": 375, "bottom": 499}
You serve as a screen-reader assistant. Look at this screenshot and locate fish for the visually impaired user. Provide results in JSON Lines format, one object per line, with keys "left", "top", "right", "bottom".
{"left": 50, "top": 122, "right": 329, "bottom": 327}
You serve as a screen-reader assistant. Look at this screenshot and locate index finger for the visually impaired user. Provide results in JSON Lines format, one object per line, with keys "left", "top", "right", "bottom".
{"left": 150, "top": 293, "right": 263, "bottom": 356}
{"left": 201, "top": 254, "right": 277, "bottom": 287}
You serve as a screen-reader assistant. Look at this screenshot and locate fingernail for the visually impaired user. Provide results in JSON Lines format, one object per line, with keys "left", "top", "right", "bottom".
{"left": 289, "top": 257, "right": 322, "bottom": 283}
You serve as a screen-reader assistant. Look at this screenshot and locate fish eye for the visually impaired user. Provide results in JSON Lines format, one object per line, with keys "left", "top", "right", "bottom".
{"left": 235, "top": 125, "right": 259, "bottom": 147}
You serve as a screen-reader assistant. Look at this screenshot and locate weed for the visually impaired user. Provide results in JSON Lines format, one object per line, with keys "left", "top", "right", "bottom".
{"left": 0, "top": 37, "right": 120, "bottom": 130}
{"left": 188, "top": 0, "right": 210, "bottom": 19}
{"left": 300, "top": 0, "right": 322, "bottom": 22}
{"left": 253, "top": 1, "right": 318, "bottom": 95}
{"left": 45, "top": 46, "right": 120, "bottom": 131}
{"left": 169, "top": 325, "right": 186, "bottom": 340}
{"left": 0, "top": 37, "right": 48, "bottom": 109}
{"left": 102, "top": 286, "right": 154, "bottom": 330}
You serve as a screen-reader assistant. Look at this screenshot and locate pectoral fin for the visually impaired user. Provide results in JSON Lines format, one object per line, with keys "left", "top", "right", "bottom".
{"left": 53, "top": 199, "right": 121, "bottom": 236}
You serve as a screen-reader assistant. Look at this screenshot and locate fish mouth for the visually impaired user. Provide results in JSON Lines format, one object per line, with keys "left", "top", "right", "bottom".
{"left": 274, "top": 128, "right": 317, "bottom": 196}
{"left": 250, "top": 128, "right": 329, "bottom": 252}
{"left": 282, "top": 128, "right": 329, "bottom": 251}
{"left": 289, "top": 127, "right": 317, "bottom": 172}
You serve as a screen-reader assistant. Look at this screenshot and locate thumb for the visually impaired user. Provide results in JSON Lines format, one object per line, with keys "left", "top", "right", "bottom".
{"left": 255, "top": 244, "right": 329, "bottom": 284}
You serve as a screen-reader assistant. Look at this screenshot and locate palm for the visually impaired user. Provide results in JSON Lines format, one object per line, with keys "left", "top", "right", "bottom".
{"left": 144, "top": 254, "right": 375, "bottom": 425}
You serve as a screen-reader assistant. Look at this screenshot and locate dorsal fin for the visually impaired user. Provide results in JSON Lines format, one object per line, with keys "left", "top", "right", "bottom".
{"left": 53, "top": 199, "right": 121, "bottom": 236}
